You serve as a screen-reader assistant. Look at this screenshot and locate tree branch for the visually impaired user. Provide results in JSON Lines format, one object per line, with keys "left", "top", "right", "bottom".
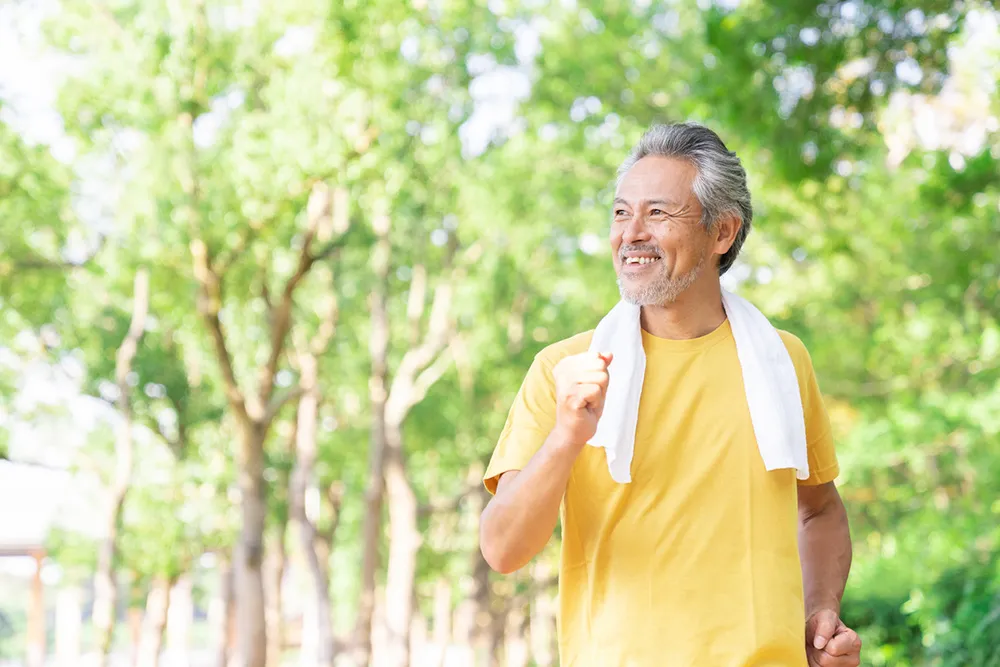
{"left": 407, "top": 265, "right": 428, "bottom": 346}
{"left": 190, "top": 238, "right": 249, "bottom": 424}
{"left": 257, "top": 182, "right": 350, "bottom": 409}
{"left": 383, "top": 241, "right": 482, "bottom": 424}
{"left": 450, "top": 333, "right": 474, "bottom": 396}
{"left": 417, "top": 482, "right": 481, "bottom": 519}
{"left": 258, "top": 250, "right": 313, "bottom": 411}
{"left": 308, "top": 271, "right": 340, "bottom": 357}
{"left": 397, "top": 281, "right": 452, "bottom": 381}
{"left": 263, "top": 385, "right": 305, "bottom": 428}
{"left": 410, "top": 349, "right": 453, "bottom": 408}
{"left": 212, "top": 221, "right": 262, "bottom": 275}
{"left": 506, "top": 289, "right": 529, "bottom": 354}
{"left": 311, "top": 237, "right": 349, "bottom": 263}
{"left": 11, "top": 235, "right": 108, "bottom": 272}
{"left": 321, "top": 481, "right": 346, "bottom": 547}
{"left": 116, "top": 270, "right": 150, "bottom": 415}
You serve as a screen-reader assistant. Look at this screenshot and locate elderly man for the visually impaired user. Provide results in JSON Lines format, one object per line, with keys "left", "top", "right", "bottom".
{"left": 479, "top": 123, "right": 860, "bottom": 667}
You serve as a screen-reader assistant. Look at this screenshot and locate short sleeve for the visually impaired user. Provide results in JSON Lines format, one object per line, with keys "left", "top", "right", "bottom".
{"left": 779, "top": 332, "right": 840, "bottom": 486}
{"left": 483, "top": 352, "right": 558, "bottom": 494}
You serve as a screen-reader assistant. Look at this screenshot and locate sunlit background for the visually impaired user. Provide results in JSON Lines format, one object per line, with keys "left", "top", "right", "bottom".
{"left": 1, "top": 0, "right": 998, "bottom": 666}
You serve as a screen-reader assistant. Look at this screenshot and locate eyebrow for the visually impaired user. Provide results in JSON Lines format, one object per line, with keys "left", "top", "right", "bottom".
{"left": 613, "top": 197, "right": 683, "bottom": 208}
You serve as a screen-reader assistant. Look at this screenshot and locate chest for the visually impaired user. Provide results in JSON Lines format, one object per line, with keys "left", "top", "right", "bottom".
{"left": 568, "top": 345, "right": 775, "bottom": 501}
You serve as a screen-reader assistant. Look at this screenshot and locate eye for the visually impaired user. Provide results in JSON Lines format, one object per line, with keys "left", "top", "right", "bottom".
{"left": 650, "top": 208, "right": 665, "bottom": 216}
{"left": 613, "top": 209, "right": 629, "bottom": 217}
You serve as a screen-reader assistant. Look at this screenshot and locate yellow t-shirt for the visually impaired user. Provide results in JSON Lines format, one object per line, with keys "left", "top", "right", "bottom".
{"left": 484, "top": 319, "right": 839, "bottom": 667}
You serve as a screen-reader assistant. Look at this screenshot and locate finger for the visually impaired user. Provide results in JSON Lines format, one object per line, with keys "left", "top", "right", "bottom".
{"left": 574, "top": 352, "right": 613, "bottom": 371}
{"left": 573, "top": 371, "right": 610, "bottom": 387}
{"left": 816, "top": 651, "right": 860, "bottom": 667}
{"left": 823, "top": 629, "right": 859, "bottom": 657}
{"left": 810, "top": 612, "right": 839, "bottom": 650}
{"left": 590, "top": 387, "right": 609, "bottom": 415}
{"left": 597, "top": 352, "right": 613, "bottom": 366}
{"left": 573, "top": 383, "right": 605, "bottom": 409}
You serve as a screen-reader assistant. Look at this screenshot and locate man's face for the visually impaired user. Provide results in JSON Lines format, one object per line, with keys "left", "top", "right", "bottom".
{"left": 611, "top": 156, "right": 714, "bottom": 306}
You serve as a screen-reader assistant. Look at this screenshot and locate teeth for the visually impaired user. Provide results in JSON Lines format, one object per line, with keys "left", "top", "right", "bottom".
{"left": 625, "top": 257, "right": 658, "bottom": 265}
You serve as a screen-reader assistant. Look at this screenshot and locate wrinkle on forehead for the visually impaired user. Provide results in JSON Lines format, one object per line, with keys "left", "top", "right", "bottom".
{"left": 614, "top": 156, "right": 700, "bottom": 211}
{"left": 613, "top": 196, "right": 687, "bottom": 210}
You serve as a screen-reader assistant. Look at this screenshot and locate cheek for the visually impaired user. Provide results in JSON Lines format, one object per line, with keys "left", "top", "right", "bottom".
{"left": 651, "top": 228, "right": 678, "bottom": 255}
{"left": 656, "top": 229, "right": 703, "bottom": 265}
{"left": 609, "top": 228, "right": 624, "bottom": 254}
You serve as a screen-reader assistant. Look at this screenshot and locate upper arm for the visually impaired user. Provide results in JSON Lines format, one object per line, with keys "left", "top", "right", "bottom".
{"left": 779, "top": 331, "right": 840, "bottom": 486}
{"left": 797, "top": 481, "right": 843, "bottom": 522}
{"left": 483, "top": 354, "right": 558, "bottom": 494}
{"left": 490, "top": 470, "right": 520, "bottom": 500}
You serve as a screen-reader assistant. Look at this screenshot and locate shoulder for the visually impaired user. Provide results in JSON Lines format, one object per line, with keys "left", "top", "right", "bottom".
{"left": 511, "top": 330, "right": 593, "bottom": 398}
{"left": 532, "top": 330, "right": 594, "bottom": 370}
{"left": 776, "top": 329, "right": 815, "bottom": 373}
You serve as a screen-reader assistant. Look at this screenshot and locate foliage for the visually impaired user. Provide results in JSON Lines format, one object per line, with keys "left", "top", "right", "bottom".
{"left": 0, "top": 0, "right": 998, "bottom": 665}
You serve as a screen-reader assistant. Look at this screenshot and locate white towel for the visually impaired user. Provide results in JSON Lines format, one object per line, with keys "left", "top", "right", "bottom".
{"left": 587, "top": 290, "right": 810, "bottom": 483}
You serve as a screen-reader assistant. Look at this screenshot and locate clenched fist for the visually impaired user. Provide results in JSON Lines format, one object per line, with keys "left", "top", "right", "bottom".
{"left": 552, "top": 351, "right": 613, "bottom": 447}
{"left": 806, "top": 609, "right": 861, "bottom": 667}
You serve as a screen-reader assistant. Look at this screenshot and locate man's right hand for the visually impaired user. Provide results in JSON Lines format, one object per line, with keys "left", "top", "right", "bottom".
{"left": 552, "top": 351, "right": 613, "bottom": 447}
{"left": 480, "top": 349, "right": 614, "bottom": 574}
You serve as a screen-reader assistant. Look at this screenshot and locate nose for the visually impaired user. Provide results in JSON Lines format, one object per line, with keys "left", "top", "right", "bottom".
{"left": 621, "top": 213, "right": 651, "bottom": 245}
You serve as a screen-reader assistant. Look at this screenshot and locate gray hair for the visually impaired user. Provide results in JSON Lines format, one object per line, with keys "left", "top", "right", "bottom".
{"left": 617, "top": 122, "right": 752, "bottom": 275}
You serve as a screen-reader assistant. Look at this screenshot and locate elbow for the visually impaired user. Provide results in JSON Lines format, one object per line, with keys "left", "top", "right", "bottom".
{"left": 483, "top": 549, "right": 520, "bottom": 575}
{"left": 481, "top": 550, "right": 517, "bottom": 575}
{"left": 479, "top": 514, "right": 521, "bottom": 575}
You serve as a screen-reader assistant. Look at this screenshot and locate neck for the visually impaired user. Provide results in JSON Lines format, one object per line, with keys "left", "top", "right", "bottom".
{"left": 639, "top": 276, "right": 726, "bottom": 340}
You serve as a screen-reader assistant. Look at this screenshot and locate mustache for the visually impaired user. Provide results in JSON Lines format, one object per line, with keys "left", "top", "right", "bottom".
{"left": 619, "top": 244, "right": 662, "bottom": 260}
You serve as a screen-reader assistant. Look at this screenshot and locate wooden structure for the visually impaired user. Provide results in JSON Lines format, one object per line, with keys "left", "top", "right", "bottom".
{"left": 0, "top": 460, "right": 76, "bottom": 667}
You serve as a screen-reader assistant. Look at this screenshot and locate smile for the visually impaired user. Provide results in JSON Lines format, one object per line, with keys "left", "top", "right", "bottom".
{"left": 623, "top": 256, "right": 661, "bottom": 265}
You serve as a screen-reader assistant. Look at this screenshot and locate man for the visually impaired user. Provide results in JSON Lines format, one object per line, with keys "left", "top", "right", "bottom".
{"left": 479, "top": 123, "right": 861, "bottom": 667}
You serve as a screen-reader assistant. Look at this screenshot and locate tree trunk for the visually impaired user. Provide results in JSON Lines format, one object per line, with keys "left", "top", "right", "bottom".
{"left": 450, "top": 596, "right": 476, "bottom": 667}
{"left": 211, "top": 559, "right": 236, "bottom": 667}
{"left": 135, "top": 576, "right": 174, "bottom": 667}
{"left": 354, "top": 209, "right": 392, "bottom": 666}
{"left": 382, "top": 421, "right": 421, "bottom": 667}
{"left": 265, "top": 528, "right": 287, "bottom": 667}
{"left": 428, "top": 578, "right": 451, "bottom": 667}
{"left": 410, "top": 614, "right": 429, "bottom": 666}
{"left": 529, "top": 562, "right": 556, "bottom": 667}
{"left": 94, "top": 269, "right": 149, "bottom": 667}
{"left": 26, "top": 553, "right": 44, "bottom": 667}
{"left": 291, "top": 352, "right": 335, "bottom": 667}
{"left": 237, "top": 424, "right": 268, "bottom": 667}
{"left": 371, "top": 589, "right": 388, "bottom": 666}
{"left": 504, "top": 603, "right": 529, "bottom": 667}
{"left": 166, "top": 575, "right": 193, "bottom": 667}
{"left": 184, "top": 55, "right": 344, "bottom": 667}
{"left": 93, "top": 510, "right": 122, "bottom": 665}
{"left": 474, "top": 548, "right": 503, "bottom": 667}
{"left": 466, "top": 483, "right": 503, "bottom": 667}
{"left": 56, "top": 585, "right": 82, "bottom": 667}
{"left": 128, "top": 606, "right": 144, "bottom": 666}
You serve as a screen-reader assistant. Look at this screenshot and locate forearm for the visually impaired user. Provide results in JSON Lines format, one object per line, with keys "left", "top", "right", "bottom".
{"left": 798, "top": 490, "right": 852, "bottom": 616}
{"left": 479, "top": 428, "right": 581, "bottom": 574}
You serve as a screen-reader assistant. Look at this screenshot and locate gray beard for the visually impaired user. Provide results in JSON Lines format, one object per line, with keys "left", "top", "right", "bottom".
{"left": 617, "top": 254, "right": 705, "bottom": 306}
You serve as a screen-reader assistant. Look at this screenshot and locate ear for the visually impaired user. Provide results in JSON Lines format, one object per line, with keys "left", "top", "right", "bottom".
{"left": 710, "top": 213, "right": 741, "bottom": 258}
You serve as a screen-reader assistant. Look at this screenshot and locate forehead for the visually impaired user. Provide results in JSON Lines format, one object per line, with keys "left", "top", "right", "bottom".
{"left": 615, "top": 155, "right": 698, "bottom": 205}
